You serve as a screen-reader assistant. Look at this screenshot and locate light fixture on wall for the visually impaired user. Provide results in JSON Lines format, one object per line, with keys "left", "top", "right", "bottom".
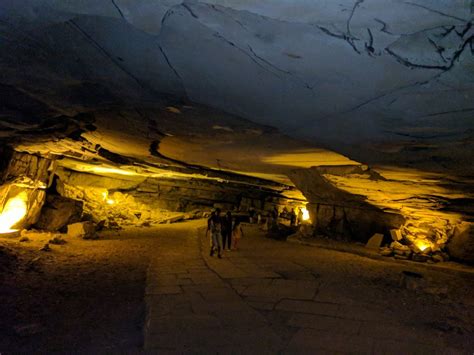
{"left": 0, "top": 191, "right": 28, "bottom": 234}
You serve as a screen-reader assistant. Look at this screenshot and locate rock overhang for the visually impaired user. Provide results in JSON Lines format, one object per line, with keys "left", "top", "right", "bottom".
{"left": 0, "top": 1, "right": 473, "bottom": 261}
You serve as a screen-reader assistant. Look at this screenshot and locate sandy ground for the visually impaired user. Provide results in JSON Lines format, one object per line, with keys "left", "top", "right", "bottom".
{"left": 0, "top": 227, "right": 159, "bottom": 354}
{"left": 1, "top": 221, "right": 474, "bottom": 354}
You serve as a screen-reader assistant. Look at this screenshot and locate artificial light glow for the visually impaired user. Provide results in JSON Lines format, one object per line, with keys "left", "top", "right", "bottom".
{"left": 89, "top": 166, "right": 136, "bottom": 176}
{"left": 0, "top": 191, "right": 28, "bottom": 233}
{"left": 415, "top": 240, "right": 430, "bottom": 252}
{"left": 302, "top": 208, "right": 310, "bottom": 221}
{"left": 102, "top": 191, "right": 115, "bottom": 205}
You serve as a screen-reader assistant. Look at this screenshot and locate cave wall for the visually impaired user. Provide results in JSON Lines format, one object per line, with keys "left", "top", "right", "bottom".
{"left": 54, "top": 167, "right": 298, "bottom": 227}
{"left": 0, "top": 152, "right": 57, "bottom": 229}
{"left": 289, "top": 165, "right": 405, "bottom": 242}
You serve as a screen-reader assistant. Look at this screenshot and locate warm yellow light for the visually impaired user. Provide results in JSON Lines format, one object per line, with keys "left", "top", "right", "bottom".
{"left": 102, "top": 191, "right": 115, "bottom": 205}
{"left": 415, "top": 240, "right": 430, "bottom": 252}
{"left": 0, "top": 191, "right": 28, "bottom": 233}
{"left": 302, "top": 208, "right": 310, "bottom": 221}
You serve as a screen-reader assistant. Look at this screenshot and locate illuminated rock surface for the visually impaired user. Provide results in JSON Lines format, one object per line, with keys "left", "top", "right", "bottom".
{"left": 0, "top": 1, "right": 473, "bottom": 261}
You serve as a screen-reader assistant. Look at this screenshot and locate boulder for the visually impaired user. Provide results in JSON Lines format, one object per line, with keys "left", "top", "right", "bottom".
{"left": 366, "top": 233, "right": 384, "bottom": 249}
{"left": 390, "top": 229, "right": 402, "bottom": 241}
{"left": 447, "top": 222, "right": 474, "bottom": 263}
{"left": 67, "top": 221, "right": 96, "bottom": 239}
{"left": 35, "top": 195, "right": 83, "bottom": 231}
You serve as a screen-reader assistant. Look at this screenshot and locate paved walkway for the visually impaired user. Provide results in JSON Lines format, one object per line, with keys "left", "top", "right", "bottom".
{"left": 144, "top": 220, "right": 474, "bottom": 354}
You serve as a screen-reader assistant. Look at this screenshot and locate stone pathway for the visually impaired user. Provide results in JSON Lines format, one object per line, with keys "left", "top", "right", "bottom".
{"left": 145, "top": 221, "right": 474, "bottom": 354}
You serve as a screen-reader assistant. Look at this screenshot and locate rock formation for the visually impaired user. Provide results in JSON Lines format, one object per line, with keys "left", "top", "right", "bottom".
{"left": 0, "top": 1, "right": 473, "bottom": 262}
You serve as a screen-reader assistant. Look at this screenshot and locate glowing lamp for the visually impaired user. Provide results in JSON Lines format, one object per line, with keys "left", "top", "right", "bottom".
{"left": 0, "top": 191, "right": 28, "bottom": 233}
{"left": 302, "top": 208, "right": 310, "bottom": 221}
{"left": 414, "top": 240, "right": 430, "bottom": 252}
{"left": 102, "top": 191, "right": 115, "bottom": 205}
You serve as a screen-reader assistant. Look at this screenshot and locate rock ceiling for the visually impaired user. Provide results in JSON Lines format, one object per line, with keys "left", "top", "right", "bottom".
{"left": 1, "top": 0, "right": 473, "bottom": 173}
{"left": 0, "top": 1, "right": 473, "bottom": 234}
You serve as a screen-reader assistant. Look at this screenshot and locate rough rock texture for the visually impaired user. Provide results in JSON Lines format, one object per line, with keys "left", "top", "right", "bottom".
{"left": 0, "top": 1, "right": 472, "bottom": 173}
{"left": 54, "top": 167, "right": 300, "bottom": 228}
{"left": 0, "top": 152, "right": 57, "bottom": 230}
{"left": 67, "top": 221, "right": 96, "bottom": 239}
{"left": 2, "top": 152, "right": 56, "bottom": 188}
{"left": 34, "top": 195, "right": 83, "bottom": 232}
{"left": 447, "top": 222, "right": 474, "bottom": 263}
{"left": 289, "top": 166, "right": 405, "bottom": 242}
{"left": 0, "top": 2, "right": 473, "bottom": 261}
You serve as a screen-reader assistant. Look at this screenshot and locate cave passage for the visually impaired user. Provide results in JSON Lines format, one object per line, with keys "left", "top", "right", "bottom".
{"left": 1, "top": 1, "right": 474, "bottom": 353}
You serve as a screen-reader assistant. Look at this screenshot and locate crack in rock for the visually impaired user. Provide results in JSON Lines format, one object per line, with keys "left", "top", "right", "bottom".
{"left": 374, "top": 18, "right": 396, "bottom": 35}
{"left": 365, "top": 28, "right": 376, "bottom": 56}
{"left": 315, "top": 25, "right": 361, "bottom": 54}
{"left": 111, "top": 0, "right": 125, "bottom": 20}
{"left": 402, "top": 1, "right": 468, "bottom": 22}
{"left": 67, "top": 19, "right": 148, "bottom": 91}
{"left": 157, "top": 44, "right": 185, "bottom": 86}
{"left": 385, "top": 33, "right": 473, "bottom": 71}
{"left": 428, "top": 37, "right": 447, "bottom": 62}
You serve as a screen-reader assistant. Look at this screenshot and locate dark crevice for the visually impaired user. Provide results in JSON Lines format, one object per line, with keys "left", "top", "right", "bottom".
{"left": 374, "top": 18, "right": 395, "bottom": 35}
{"left": 385, "top": 131, "right": 464, "bottom": 140}
{"left": 97, "top": 147, "right": 133, "bottom": 165}
{"left": 182, "top": 3, "right": 199, "bottom": 19}
{"left": 365, "top": 28, "right": 376, "bottom": 56}
{"left": 402, "top": 2, "right": 468, "bottom": 22}
{"left": 157, "top": 44, "right": 185, "bottom": 85}
{"left": 385, "top": 32, "right": 473, "bottom": 72}
{"left": 457, "top": 22, "right": 472, "bottom": 38}
{"left": 316, "top": 25, "right": 361, "bottom": 54}
{"left": 334, "top": 74, "right": 442, "bottom": 116}
{"left": 67, "top": 20, "right": 148, "bottom": 91}
{"left": 161, "top": 8, "right": 175, "bottom": 28}
{"left": 212, "top": 32, "right": 282, "bottom": 79}
{"left": 422, "top": 108, "right": 474, "bottom": 117}
{"left": 385, "top": 48, "right": 448, "bottom": 70}
{"left": 438, "top": 26, "right": 456, "bottom": 38}
{"left": 208, "top": 4, "right": 249, "bottom": 32}
{"left": 147, "top": 140, "right": 291, "bottom": 190}
{"left": 347, "top": 0, "right": 365, "bottom": 36}
{"left": 428, "top": 38, "right": 447, "bottom": 62}
{"left": 111, "top": 0, "right": 125, "bottom": 20}
{"left": 247, "top": 45, "right": 290, "bottom": 75}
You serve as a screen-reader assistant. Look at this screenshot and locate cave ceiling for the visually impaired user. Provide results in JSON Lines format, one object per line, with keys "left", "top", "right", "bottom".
{"left": 0, "top": 1, "right": 473, "bottom": 196}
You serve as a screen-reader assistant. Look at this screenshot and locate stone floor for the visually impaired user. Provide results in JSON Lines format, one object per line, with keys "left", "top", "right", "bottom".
{"left": 144, "top": 221, "right": 474, "bottom": 354}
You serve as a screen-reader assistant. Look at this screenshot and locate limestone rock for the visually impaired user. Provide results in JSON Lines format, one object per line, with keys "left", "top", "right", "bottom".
{"left": 390, "top": 229, "right": 402, "bottom": 242}
{"left": 49, "top": 235, "right": 67, "bottom": 245}
{"left": 67, "top": 221, "right": 97, "bottom": 239}
{"left": 411, "top": 254, "right": 430, "bottom": 263}
{"left": 34, "top": 195, "right": 83, "bottom": 232}
{"left": 379, "top": 247, "right": 393, "bottom": 257}
{"left": 447, "top": 222, "right": 474, "bottom": 263}
{"left": 366, "top": 233, "right": 384, "bottom": 249}
{"left": 40, "top": 243, "right": 51, "bottom": 252}
{"left": 390, "top": 241, "right": 410, "bottom": 252}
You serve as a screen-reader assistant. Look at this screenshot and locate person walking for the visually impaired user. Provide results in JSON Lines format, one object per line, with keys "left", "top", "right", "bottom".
{"left": 290, "top": 208, "right": 297, "bottom": 227}
{"left": 248, "top": 207, "right": 256, "bottom": 224}
{"left": 209, "top": 209, "right": 222, "bottom": 258}
{"left": 221, "top": 211, "right": 233, "bottom": 251}
{"left": 297, "top": 208, "right": 303, "bottom": 226}
{"left": 231, "top": 219, "right": 244, "bottom": 250}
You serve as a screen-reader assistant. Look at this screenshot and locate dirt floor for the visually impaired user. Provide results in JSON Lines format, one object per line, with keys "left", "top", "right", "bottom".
{"left": 0, "top": 228, "right": 158, "bottom": 354}
{"left": 1, "top": 221, "right": 474, "bottom": 354}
